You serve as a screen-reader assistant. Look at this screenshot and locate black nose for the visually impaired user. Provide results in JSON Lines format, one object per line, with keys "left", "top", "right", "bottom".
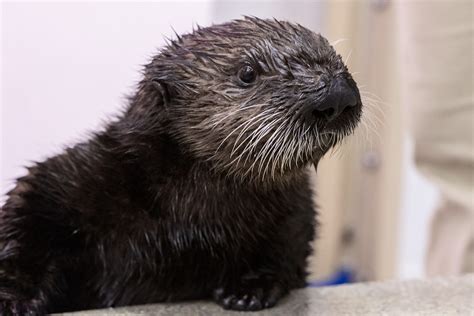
{"left": 312, "top": 77, "right": 359, "bottom": 122}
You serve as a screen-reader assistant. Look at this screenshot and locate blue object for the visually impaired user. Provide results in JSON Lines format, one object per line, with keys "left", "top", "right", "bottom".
{"left": 307, "top": 267, "right": 354, "bottom": 287}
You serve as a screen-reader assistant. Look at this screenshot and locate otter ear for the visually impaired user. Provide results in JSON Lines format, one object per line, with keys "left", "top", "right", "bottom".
{"left": 151, "top": 79, "right": 171, "bottom": 107}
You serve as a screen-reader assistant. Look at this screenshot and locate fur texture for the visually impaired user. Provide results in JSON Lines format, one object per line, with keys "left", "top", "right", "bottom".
{"left": 0, "top": 17, "right": 361, "bottom": 314}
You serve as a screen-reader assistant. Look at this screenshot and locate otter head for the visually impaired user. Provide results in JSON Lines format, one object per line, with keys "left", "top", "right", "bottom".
{"left": 142, "top": 17, "right": 362, "bottom": 182}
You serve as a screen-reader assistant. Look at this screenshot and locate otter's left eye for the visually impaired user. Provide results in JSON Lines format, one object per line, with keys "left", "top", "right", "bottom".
{"left": 238, "top": 65, "right": 257, "bottom": 85}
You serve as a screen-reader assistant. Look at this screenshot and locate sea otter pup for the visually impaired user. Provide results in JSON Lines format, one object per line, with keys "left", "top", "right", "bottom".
{"left": 0, "top": 17, "right": 362, "bottom": 314}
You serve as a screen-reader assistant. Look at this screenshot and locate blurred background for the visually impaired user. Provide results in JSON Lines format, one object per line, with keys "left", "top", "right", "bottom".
{"left": 1, "top": 1, "right": 472, "bottom": 285}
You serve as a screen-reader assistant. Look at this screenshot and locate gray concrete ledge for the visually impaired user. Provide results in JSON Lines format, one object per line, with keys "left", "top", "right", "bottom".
{"left": 57, "top": 274, "right": 474, "bottom": 316}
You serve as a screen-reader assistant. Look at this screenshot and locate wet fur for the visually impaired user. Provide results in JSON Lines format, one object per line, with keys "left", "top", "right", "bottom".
{"left": 0, "top": 17, "right": 360, "bottom": 314}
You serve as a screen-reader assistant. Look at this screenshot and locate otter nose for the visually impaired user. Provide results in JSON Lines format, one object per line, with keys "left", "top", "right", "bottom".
{"left": 313, "top": 77, "right": 359, "bottom": 122}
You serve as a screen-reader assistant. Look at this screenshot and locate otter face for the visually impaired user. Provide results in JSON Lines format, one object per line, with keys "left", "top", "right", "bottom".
{"left": 149, "top": 17, "right": 362, "bottom": 181}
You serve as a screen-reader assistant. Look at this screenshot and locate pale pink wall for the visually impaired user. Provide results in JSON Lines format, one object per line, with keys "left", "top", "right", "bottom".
{"left": 0, "top": 2, "right": 212, "bottom": 201}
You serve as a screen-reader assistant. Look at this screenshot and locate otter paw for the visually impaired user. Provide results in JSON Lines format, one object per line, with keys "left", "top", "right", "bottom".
{"left": 213, "top": 280, "right": 285, "bottom": 311}
{"left": 0, "top": 300, "right": 45, "bottom": 316}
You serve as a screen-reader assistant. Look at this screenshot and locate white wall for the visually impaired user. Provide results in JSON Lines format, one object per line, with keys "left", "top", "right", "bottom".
{"left": 212, "top": 1, "right": 325, "bottom": 31}
{"left": 0, "top": 1, "right": 213, "bottom": 201}
{"left": 397, "top": 137, "right": 439, "bottom": 278}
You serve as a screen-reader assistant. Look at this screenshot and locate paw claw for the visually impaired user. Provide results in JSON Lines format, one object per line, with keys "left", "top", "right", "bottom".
{"left": 235, "top": 298, "right": 247, "bottom": 309}
{"left": 222, "top": 294, "right": 237, "bottom": 309}
{"left": 248, "top": 296, "right": 263, "bottom": 310}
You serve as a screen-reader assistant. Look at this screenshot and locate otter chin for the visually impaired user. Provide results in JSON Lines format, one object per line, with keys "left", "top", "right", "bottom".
{"left": 0, "top": 17, "right": 361, "bottom": 314}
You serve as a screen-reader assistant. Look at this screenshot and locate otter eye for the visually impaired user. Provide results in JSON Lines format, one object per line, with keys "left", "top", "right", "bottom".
{"left": 238, "top": 65, "right": 257, "bottom": 85}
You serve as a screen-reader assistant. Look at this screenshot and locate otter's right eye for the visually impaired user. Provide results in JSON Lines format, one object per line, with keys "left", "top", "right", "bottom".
{"left": 238, "top": 65, "right": 257, "bottom": 85}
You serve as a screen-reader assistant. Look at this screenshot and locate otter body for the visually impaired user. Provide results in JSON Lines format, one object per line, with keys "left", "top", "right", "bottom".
{"left": 1, "top": 17, "right": 361, "bottom": 314}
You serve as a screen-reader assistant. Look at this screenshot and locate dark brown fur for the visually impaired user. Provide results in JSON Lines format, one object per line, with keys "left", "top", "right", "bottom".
{"left": 0, "top": 17, "right": 361, "bottom": 314}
